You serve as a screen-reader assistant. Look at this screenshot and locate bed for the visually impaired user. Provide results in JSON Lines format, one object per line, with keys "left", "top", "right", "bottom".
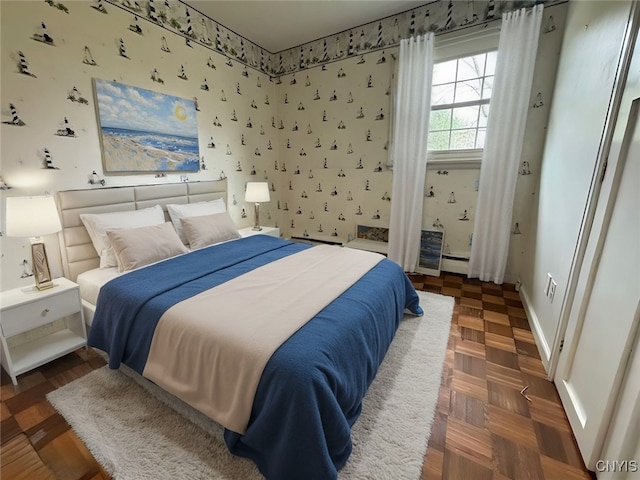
{"left": 56, "top": 180, "right": 423, "bottom": 480}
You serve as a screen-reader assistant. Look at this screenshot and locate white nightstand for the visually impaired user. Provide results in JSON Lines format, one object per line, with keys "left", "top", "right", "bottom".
{"left": 239, "top": 226, "right": 280, "bottom": 238}
{"left": 0, "top": 277, "right": 87, "bottom": 385}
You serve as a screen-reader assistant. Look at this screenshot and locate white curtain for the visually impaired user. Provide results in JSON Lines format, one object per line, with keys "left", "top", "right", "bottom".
{"left": 387, "top": 33, "right": 434, "bottom": 272}
{"left": 468, "top": 5, "right": 543, "bottom": 284}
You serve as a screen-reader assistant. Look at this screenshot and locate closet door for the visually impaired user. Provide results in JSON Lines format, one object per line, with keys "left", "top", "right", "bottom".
{"left": 554, "top": 94, "right": 640, "bottom": 470}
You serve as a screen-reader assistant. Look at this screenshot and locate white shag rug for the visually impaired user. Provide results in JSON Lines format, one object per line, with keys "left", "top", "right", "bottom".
{"left": 47, "top": 291, "right": 453, "bottom": 480}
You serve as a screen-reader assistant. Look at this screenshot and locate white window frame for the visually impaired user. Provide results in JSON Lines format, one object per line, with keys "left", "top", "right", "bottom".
{"left": 427, "top": 25, "right": 501, "bottom": 169}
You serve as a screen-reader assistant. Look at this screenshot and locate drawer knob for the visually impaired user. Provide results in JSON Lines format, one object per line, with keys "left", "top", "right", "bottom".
{"left": 42, "top": 308, "right": 50, "bottom": 315}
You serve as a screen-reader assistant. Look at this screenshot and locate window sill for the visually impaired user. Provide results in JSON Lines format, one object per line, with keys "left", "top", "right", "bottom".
{"left": 427, "top": 149, "right": 482, "bottom": 169}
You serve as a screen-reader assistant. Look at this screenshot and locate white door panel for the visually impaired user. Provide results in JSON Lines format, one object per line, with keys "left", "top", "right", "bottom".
{"left": 555, "top": 96, "right": 640, "bottom": 470}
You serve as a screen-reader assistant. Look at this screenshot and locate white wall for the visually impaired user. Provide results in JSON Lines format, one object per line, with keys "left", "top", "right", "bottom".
{"left": 520, "top": 0, "right": 633, "bottom": 367}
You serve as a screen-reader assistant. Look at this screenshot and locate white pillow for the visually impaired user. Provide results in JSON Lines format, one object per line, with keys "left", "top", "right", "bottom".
{"left": 107, "top": 222, "right": 188, "bottom": 272}
{"left": 167, "top": 198, "right": 226, "bottom": 244}
{"left": 80, "top": 205, "right": 165, "bottom": 268}
{"left": 180, "top": 212, "right": 240, "bottom": 250}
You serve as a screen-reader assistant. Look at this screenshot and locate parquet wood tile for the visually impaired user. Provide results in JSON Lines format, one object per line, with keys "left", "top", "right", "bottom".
{"left": 461, "top": 290, "right": 483, "bottom": 300}
{"left": 487, "top": 404, "right": 538, "bottom": 450}
{"left": 455, "top": 336, "right": 488, "bottom": 359}
{"left": 446, "top": 417, "right": 494, "bottom": 465}
{"left": 417, "top": 273, "right": 594, "bottom": 480}
{"left": 533, "top": 421, "right": 586, "bottom": 469}
{"left": 450, "top": 390, "right": 487, "bottom": 428}
{"left": 518, "top": 354, "right": 549, "bottom": 378}
{"left": 460, "top": 326, "right": 485, "bottom": 343}
{"left": 512, "top": 326, "right": 536, "bottom": 343}
{"left": 428, "top": 411, "right": 449, "bottom": 450}
{"left": 487, "top": 381, "right": 532, "bottom": 417}
{"left": 528, "top": 396, "right": 573, "bottom": 432}
{"left": 458, "top": 314, "right": 485, "bottom": 331}
{"left": 421, "top": 447, "right": 444, "bottom": 480}
{"left": 443, "top": 448, "right": 493, "bottom": 480}
{"left": 486, "top": 346, "right": 520, "bottom": 370}
{"left": 485, "top": 320, "right": 513, "bottom": 338}
{"left": 492, "top": 434, "right": 546, "bottom": 480}
{"left": 486, "top": 362, "right": 525, "bottom": 391}
{"left": 483, "top": 302, "right": 509, "bottom": 315}
{"left": 522, "top": 373, "right": 561, "bottom": 402}
{"left": 1, "top": 434, "right": 57, "bottom": 480}
{"left": 461, "top": 283, "right": 482, "bottom": 293}
{"left": 482, "top": 294, "right": 506, "bottom": 305}
{"left": 14, "top": 400, "right": 57, "bottom": 432}
{"left": 37, "top": 430, "right": 102, "bottom": 480}
{"left": 507, "top": 305, "right": 528, "bottom": 319}
{"left": 442, "top": 286, "right": 462, "bottom": 297}
{"left": 451, "top": 370, "right": 489, "bottom": 403}
{"left": 515, "top": 339, "right": 541, "bottom": 358}
{"left": 4, "top": 382, "right": 55, "bottom": 416}
{"left": 1, "top": 416, "right": 23, "bottom": 446}
{"left": 459, "top": 304, "right": 483, "bottom": 317}
{"left": 485, "top": 332, "right": 517, "bottom": 352}
{"left": 454, "top": 352, "right": 487, "bottom": 379}
{"left": 503, "top": 290, "right": 522, "bottom": 301}
{"left": 510, "top": 315, "right": 532, "bottom": 330}
{"left": 460, "top": 296, "right": 484, "bottom": 309}
{"left": 0, "top": 273, "right": 595, "bottom": 480}
{"left": 540, "top": 454, "right": 593, "bottom": 480}
{"left": 0, "top": 401, "right": 11, "bottom": 421}
{"left": 484, "top": 310, "right": 511, "bottom": 325}
{"left": 25, "top": 413, "right": 70, "bottom": 450}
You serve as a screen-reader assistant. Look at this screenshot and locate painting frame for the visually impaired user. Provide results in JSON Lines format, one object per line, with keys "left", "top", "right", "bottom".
{"left": 93, "top": 78, "right": 200, "bottom": 174}
{"left": 31, "top": 242, "right": 53, "bottom": 290}
{"left": 416, "top": 229, "right": 445, "bottom": 277}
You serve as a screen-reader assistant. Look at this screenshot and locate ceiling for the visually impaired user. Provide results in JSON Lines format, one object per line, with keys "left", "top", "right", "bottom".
{"left": 185, "top": 1, "right": 427, "bottom": 53}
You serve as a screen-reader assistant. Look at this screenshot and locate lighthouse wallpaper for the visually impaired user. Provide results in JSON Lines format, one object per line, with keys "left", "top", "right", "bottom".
{"left": 0, "top": 0, "right": 566, "bottom": 288}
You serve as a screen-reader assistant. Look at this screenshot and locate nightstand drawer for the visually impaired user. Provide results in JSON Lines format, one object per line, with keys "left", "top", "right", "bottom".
{"left": 1, "top": 289, "right": 79, "bottom": 337}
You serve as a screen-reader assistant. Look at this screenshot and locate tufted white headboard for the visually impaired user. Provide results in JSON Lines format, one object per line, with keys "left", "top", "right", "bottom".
{"left": 56, "top": 179, "right": 227, "bottom": 281}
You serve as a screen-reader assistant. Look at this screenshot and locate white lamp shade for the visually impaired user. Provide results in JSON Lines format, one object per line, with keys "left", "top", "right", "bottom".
{"left": 5, "top": 195, "right": 62, "bottom": 237}
{"left": 245, "top": 182, "right": 270, "bottom": 203}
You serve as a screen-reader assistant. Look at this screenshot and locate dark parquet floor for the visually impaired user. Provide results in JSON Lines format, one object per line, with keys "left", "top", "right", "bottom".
{"left": 0, "top": 273, "right": 595, "bottom": 480}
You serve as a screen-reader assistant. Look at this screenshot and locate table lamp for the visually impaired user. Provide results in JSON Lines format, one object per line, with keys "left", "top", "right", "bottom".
{"left": 244, "top": 182, "right": 270, "bottom": 231}
{"left": 5, "top": 195, "right": 62, "bottom": 290}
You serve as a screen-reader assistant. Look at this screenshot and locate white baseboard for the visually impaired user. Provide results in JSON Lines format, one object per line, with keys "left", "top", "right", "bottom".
{"left": 519, "top": 285, "right": 551, "bottom": 375}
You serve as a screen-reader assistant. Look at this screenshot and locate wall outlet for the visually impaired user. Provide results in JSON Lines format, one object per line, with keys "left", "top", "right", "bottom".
{"left": 549, "top": 278, "right": 557, "bottom": 302}
{"left": 544, "top": 273, "right": 553, "bottom": 296}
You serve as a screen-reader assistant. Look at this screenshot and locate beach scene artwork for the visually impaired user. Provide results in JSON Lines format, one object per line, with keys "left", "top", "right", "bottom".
{"left": 418, "top": 230, "right": 445, "bottom": 276}
{"left": 94, "top": 79, "right": 199, "bottom": 173}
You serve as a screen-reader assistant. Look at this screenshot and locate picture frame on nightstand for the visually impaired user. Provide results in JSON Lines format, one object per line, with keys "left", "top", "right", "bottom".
{"left": 31, "top": 242, "right": 53, "bottom": 290}
{"left": 416, "top": 229, "right": 445, "bottom": 277}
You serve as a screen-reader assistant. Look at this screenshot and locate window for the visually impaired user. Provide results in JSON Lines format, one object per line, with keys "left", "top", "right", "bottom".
{"left": 428, "top": 50, "right": 497, "bottom": 153}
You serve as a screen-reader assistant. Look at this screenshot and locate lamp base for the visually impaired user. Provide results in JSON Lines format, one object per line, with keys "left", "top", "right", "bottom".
{"left": 252, "top": 203, "right": 262, "bottom": 232}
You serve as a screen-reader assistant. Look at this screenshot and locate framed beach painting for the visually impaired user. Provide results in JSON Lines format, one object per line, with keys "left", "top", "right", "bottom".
{"left": 416, "top": 229, "right": 445, "bottom": 276}
{"left": 93, "top": 79, "right": 199, "bottom": 173}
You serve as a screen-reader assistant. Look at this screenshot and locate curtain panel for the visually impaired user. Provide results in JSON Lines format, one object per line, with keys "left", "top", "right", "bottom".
{"left": 468, "top": 4, "right": 544, "bottom": 284}
{"left": 387, "top": 33, "right": 434, "bottom": 272}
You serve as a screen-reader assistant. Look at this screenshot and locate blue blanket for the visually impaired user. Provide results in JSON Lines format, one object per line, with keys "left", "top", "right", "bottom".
{"left": 88, "top": 235, "right": 422, "bottom": 480}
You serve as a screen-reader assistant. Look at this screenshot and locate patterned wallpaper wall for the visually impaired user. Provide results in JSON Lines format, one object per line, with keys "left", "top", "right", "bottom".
{"left": 0, "top": 0, "right": 567, "bottom": 289}
{"left": 276, "top": 1, "right": 567, "bottom": 262}
{"left": 0, "top": 0, "right": 280, "bottom": 288}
